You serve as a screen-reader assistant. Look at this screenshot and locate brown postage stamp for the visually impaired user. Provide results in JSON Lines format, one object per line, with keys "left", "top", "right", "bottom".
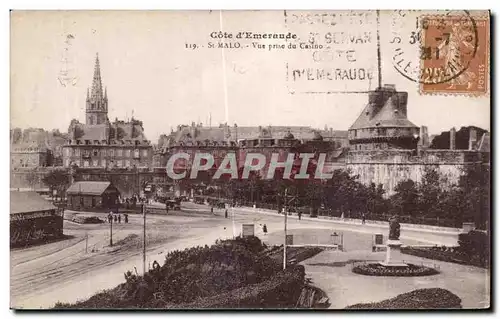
{"left": 419, "top": 14, "right": 490, "bottom": 95}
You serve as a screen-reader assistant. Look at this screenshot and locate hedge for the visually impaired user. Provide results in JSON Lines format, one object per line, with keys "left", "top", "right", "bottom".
{"left": 165, "top": 265, "right": 306, "bottom": 309}
{"left": 345, "top": 288, "right": 462, "bottom": 309}
{"left": 401, "top": 231, "right": 490, "bottom": 268}
{"left": 352, "top": 263, "right": 439, "bottom": 277}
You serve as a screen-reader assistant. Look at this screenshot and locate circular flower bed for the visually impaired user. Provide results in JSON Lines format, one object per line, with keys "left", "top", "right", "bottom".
{"left": 352, "top": 263, "right": 439, "bottom": 277}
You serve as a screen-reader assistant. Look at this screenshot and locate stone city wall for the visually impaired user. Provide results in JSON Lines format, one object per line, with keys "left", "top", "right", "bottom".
{"left": 346, "top": 150, "right": 486, "bottom": 195}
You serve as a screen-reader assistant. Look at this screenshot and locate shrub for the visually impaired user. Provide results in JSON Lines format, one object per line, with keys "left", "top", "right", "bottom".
{"left": 54, "top": 236, "right": 291, "bottom": 309}
{"left": 458, "top": 231, "right": 490, "bottom": 268}
{"left": 345, "top": 288, "right": 462, "bottom": 309}
{"left": 167, "top": 265, "right": 306, "bottom": 309}
{"left": 352, "top": 263, "right": 439, "bottom": 277}
{"left": 402, "top": 232, "right": 490, "bottom": 269}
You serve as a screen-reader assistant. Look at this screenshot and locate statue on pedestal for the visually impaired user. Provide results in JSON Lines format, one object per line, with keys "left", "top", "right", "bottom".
{"left": 389, "top": 215, "right": 400, "bottom": 240}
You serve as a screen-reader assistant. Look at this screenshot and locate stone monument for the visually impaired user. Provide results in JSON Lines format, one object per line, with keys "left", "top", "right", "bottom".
{"left": 381, "top": 215, "right": 406, "bottom": 266}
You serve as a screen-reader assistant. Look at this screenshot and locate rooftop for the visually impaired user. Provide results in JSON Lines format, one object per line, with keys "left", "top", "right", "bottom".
{"left": 66, "top": 181, "right": 113, "bottom": 195}
{"left": 350, "top": 85, "right": 418, "bottom": 130}
{"left": 10, "top": 191, "right": 57, "bottom": 215}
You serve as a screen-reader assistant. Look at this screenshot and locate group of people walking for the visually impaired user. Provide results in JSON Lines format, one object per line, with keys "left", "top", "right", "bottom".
{"left": 107, "top": 212, "right": 129, "bottom": 224}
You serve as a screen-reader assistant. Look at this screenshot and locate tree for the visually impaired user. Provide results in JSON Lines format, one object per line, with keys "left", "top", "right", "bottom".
{"left": 42, "top": 169, "right": 71, "bottom": 200}
{"left": 391, "top": 179, "right": 419, "bottom": 217}
{"left": 418, "top": 167, "right": 443, "bottom": 217}
{"left": 451, "top": 164, "right": 490, "bottom": 228}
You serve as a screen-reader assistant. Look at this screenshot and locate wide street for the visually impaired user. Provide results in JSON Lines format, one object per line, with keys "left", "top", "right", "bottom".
{"left": 10, "top": 202, "right": 489, "bottom": 309}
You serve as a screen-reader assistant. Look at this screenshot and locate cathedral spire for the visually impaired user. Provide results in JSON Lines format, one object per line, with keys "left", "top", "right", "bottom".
{"left": 91, "top": 53, "right": 103, "bottom": 101}
{"left": 85, "top": 52, "right": 108, "bottom": 125}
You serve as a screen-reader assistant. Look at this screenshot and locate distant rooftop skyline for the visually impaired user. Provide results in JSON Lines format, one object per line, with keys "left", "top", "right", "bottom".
{"left": 11, "top": 11, "right": 490, "bottom": 141}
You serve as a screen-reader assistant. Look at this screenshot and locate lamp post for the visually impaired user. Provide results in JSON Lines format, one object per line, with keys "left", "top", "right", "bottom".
{"left": 109, "top": 210, "right": 113, "bottom": 247}
{"left": 283, "top": 188, "right": 288, "bottom": 270}
{"left": 142, "top": 203, "right": 146, "bottom": 275}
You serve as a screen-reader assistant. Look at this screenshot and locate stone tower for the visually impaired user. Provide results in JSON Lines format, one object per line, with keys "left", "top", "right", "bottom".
{"left": 86, "top": 53, "right": 108, "bottom": 125}
{"left": 348, "top": 84, "right": 420, "bottom": 151}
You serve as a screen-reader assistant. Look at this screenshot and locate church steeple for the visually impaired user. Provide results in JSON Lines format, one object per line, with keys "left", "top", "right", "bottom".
{"left": 86, "top": 52, "right": 108, "bottom": 125}
{"left": 91, "top": 53, "right": 103, "bottom": 102}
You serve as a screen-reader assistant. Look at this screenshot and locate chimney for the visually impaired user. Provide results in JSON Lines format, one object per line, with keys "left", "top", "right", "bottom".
{"left": 420, "top": 126, "right": 429, "bottom": 148}
{"left": 469, "top": 128, "right": 477, "bottom": 150}
{"left": 450, "top": 127, "right": 456, "bottom": 150}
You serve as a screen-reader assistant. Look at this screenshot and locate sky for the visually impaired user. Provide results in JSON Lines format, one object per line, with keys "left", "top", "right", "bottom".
{"left": 10, "top": 10, "right": 490, "bottom": 142}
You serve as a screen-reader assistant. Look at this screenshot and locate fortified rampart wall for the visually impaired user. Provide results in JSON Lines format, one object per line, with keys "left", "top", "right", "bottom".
{"left": 346, "top": 150, "right": 487, "bottom": 195}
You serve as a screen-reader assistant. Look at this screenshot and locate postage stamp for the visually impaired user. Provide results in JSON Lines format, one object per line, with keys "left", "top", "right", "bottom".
{"left": 419, "top": 14, "right": 490, "bottom": 95}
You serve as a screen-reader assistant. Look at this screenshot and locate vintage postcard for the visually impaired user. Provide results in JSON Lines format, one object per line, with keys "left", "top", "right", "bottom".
{"left": 10, "top": 10, "right": 490, "bottom": 310}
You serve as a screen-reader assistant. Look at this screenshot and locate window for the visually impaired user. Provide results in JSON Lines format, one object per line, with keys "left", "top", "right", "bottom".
{"left": 65, "top": 159, "right": 70, "bottom": 167}
{"left": 125, "top": 160, "right": 130, "bottom": 167}
{"left": 93, "top": 149, "right": 99, "bottom": 156}
{"left": 116, "top": 160, "right": 122, "bottom": 167}
{"left": 102, "top": 159, "right": 106, "bottom": 167}
{"left": 126, "top": 149, "right": 131, "bottom": 157}
{"left": 84, "top": 160, "right": 89, "bottom": 167}
{"left": 75, "top": 149, "right": 80, "bottom": 157}
{"left": 142, "top": 149, "right": 148, "bottom": 157}
{"left": 109, "top": 149, "right": 115, "bottom": 157}
{"left": 117, "top": 149, "right": 123, "bottom": 157}
{"left": 93, "top": 159, "right": 98, "bottom": 167}
{"left": 134, "top": 149, "right": 140, "bottom": 158}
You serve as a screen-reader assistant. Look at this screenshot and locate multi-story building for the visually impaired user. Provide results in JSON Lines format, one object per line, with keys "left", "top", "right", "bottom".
{"left": 10, "top": 142, "right": 51, "bottom": 169}
{"left": 154, "top": 122, "right": 348, "bottom": 170}
{"left": 62, "top": 54, "right": 153, "bottom": 170}
{"left": 10, "top": 128, "right": 59, "bottom": 169}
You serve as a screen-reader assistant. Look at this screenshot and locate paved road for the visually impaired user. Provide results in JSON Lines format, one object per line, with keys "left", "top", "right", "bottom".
{"left": 9, "top": 202, "right": 471, "bottom": 309}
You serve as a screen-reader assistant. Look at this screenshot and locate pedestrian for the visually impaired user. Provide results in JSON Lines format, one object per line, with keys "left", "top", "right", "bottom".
{"left": 114, "top": 214, "right": 118, "bottom": 222}
{"left": 362, "top": 213, "right": 366, "bottom": 224}
{"left": 211, "top": 207, "right": 214, "bottom": 214}
{"left": 298, "top": 211, "right": 302, "bottom": 220}
{"left": 108, "top": 212, "right": 113, "bottom": 223}
{"left": 124, "top": 213, "right": 129, "bottom": 223}
{"left": 118, "top": 214, "right": 121, "bottom": 223}
{"left": 263, "top": 224, "right": 268, "bottom": 235}
{"left": 225, "top": 209, "right": 228, "bottom": 219}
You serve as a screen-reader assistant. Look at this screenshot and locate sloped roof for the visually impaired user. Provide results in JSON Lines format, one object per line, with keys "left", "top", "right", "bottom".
{"left": 10, "top": 191, "right": 56, "bottom": 215}
{"left": 80, "top": 124, "right": 108, "bottom": 141}
{"left": 350, "top": 88, "right": 418, "bottom": 130}
{"left": 66, "top": 181, "right": 112, "bottom": 195}
{"left": 320, "top": 130, "right": 349, "bottom": 139}
{"left": 73, "top": 121, "right": 149, "bottom": 144}
{"left": 170, "top": 125, "right": 349, "bottom": 144}
{"left": 350, "top": 103, "right": 418, "bottom": 130}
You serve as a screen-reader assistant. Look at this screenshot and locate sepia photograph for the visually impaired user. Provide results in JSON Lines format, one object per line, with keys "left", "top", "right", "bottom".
{"left": 9, "top": 9, "right": 490, "bottom": 310}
